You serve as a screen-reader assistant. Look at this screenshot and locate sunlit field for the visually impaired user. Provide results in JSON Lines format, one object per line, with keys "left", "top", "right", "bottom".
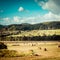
{"left": 0, "top": 27, "right": 60, "bottom": 60}
{"left": 9, "top": 29, "right": 60, "bottom": 37}
{"left": 0, "top": 0, "right": 60, "bottom": 60}
{"left": 0, "top": 41, "right": 60, "bottom": 60}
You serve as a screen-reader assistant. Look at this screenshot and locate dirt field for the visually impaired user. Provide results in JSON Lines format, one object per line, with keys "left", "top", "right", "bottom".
{"left": 0, "top": 56, "right": 60, "bottom": 60}
{"left": 0, "top": 41, "right": 60, "bottom": 60}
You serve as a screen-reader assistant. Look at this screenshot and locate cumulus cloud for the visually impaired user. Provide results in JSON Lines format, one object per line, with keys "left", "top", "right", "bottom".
{"left": 24, "top": 12, "right": 60, "bottom": 23}
{"left": 18, "top": 6, "right": 29, "bottom": 12}
{"left": 43, "top": 12, "right": 60, "bottom": 21}
{"left": 18, "top": 7, "right": 24, "bottom": 12}
{"left": 13, "top": 16, "right": 36, "bottom": 24}
{"left": 1, "top": 12, "right": 60, "bottom": 25}
{"left": 13, "top": 12, "right": 60, "bottom": 24}
{"left": 36, "top": 0, "right": 60, "bottom": 14}
{"left": 3, "top": 17, "right": 10, "bottom": 22}
{"left": 13, "top": 16, "right": 20, "bottom": 22}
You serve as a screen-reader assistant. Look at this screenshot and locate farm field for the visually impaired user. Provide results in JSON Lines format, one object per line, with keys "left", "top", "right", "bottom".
{"left": 1, "top": 29, "right": 60, "bottom": 41}
{"left": 0, "top": 0, "right": 60, "bottom": 59}
{"left": 9, "top": 29, "right": 60, "bottom": 37}
{"left": 0, "top": 41, "right": 60, "bottom": 60}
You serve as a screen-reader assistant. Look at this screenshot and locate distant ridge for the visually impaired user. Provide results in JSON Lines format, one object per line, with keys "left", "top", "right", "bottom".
{"left": 0, "top": 21, "right": 60, "bottom": 31}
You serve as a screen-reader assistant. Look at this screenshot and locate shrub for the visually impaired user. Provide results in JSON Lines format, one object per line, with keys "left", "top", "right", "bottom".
{"left": 44, "top": 48, "right": 47, "bottom": 51}
{"left": 58, "top": 45, "right": 60, "bottom": 48}
{"left": 0, "top": 49, "right": 19, "bottom": 57}
{"left": 39, "top": 47, "right": 41, "bottom": 50}
{"left": 29, "top": 50, "right": 35, "bottom": 55}
{"left": 34, "top": 53, "right": 39, "bottom": 56}
{"left": 0, "top": 42, "right": 7, "bottom": 49}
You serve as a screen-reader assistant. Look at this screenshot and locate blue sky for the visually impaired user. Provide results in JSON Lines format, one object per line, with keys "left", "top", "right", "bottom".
{"left": 0, "top": 0, "right": 60, "bottom": 25}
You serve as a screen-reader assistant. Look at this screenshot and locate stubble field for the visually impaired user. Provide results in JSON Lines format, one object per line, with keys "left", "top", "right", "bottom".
{"left": 0, "top": 41, "right": 60, "bottom": 60}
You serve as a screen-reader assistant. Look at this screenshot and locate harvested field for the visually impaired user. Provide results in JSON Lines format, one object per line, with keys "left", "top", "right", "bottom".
{"left": 0, "top": 41, "right": 60, "bottom": 60}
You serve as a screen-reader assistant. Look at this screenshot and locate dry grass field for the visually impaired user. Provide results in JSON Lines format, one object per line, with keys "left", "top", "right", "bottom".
{"left": 0, "top": 41, "right": 60, "bottom": 60}
{"left": 8, "top": 29, "right": 60, "bottom": 37}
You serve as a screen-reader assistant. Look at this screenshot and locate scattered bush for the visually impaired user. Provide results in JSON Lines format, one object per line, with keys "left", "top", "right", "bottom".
{"left": 58, "top": 45, "right": 60, "bottom": 48}
{"left": 44, "top": 48, "right": 47, "bottom": 51}
{"left": 34, "top": 53, "right": 39, "bottom": 56}
{"left": 32, "top": 44, "right": 36, "bottom": 46}
{"left": 29, "top": 50, "right": 35, "bottom": 55}
{"left": 0, "top": 49, "right": 19, "bottom": 57}
{"left": 0, "top": 42, "right": 7, "bottom": 49}
{"left": 39, "top": 47, "right": 41, "bottom": 50}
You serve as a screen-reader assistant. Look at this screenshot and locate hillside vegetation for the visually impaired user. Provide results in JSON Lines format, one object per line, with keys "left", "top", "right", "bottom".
{"left": 0, "top": 21, "right": 60, "bottom": 41}
{"left": 0, "top": 21, "right": 60, "bottom": 31}
{"left": 11, "top": 29, "right": 60, "bottom": 37}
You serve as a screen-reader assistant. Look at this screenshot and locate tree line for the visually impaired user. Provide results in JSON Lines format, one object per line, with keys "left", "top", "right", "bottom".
{"left": 0, "top": 35, "right": 60, "bottom": 41}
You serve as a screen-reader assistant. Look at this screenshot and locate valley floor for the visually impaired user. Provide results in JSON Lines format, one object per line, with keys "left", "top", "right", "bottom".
{"left": 0, "top": 56, "right": 60, "bottom": 60}
{"left": 0, "top": 41, "right": 60, "bottom": 60}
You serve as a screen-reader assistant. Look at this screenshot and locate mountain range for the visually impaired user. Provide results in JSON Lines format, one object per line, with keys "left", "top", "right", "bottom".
{"left": 0, "top": 21, "right": 60, "bottom": 31}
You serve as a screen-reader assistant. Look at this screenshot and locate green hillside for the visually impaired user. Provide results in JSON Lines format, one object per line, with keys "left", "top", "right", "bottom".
{"left": 0, "top": 21, "right": 60, "bottom": 31}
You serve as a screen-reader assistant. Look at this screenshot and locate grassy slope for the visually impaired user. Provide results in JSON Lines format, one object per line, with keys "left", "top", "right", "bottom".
{"left": 10, "top": 29, "right": 60, "bottom": 37}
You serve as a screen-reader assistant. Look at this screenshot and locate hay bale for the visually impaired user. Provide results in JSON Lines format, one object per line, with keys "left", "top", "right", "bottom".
{"left": 44, "top": 48, "right": 47, "bottom": 51}
{"left": 58, "top": 45, "right": 60, "bottom": 48}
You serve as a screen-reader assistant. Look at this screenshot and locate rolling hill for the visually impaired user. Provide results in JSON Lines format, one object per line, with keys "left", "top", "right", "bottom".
{"left": 0, "top": 21, "right": 60, "bottom": 31}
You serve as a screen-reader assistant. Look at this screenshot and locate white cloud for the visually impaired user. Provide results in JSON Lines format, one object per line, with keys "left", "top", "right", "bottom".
{"left": 18, "top": 6, "right": 29, "bottom": 12}
{"left": 37, "top": 0, "right": 60, "bottom": 14}
{"left": 1, "top": 12, "right": 60, "bottom": 25}
{"left": 13, "top": 12, "right": 60, "bottom": 24}
{"left": 3, "top": 17, "right": 10, "bottom": 22}
{"left": 13, "top": 16, "right": 20, "bottom": 22}
{"left": 43, "top": 12, "right": 60, "bottom": 21}
{"left": 18, "top": 7, "right": 24, "bottom": 12}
